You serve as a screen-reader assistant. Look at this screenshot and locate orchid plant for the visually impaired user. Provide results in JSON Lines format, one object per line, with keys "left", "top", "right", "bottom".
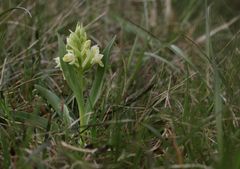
{"left": 56, "top": 24, "right": 115, "bottom": 143}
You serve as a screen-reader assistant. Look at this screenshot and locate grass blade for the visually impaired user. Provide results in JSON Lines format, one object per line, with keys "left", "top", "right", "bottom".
{"left": 170, "top": 44, "right": 195, "bottom": 69}
{"left": 12, "top": 111, "right": 49, "bottom": 129}
{"left": 35, "top": 84, "right": 72, "bottom": 126}
{"left": 0, "top": 127, "right": 10, "bottom": 169}
{"left": 205, "top": 3, "right": 223, "bottom": 159}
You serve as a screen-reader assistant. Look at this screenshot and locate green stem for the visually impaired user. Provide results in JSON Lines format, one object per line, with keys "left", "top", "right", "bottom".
{"left": 76, "top": 93, "right": 85, "bottom": 131}
{"left": 75, "top": 70, "right": 86, "bottom": 141}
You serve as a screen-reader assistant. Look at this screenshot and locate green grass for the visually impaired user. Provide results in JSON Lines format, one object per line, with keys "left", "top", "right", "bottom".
{"left": 1, "top": 0, "right": 240, "bottom": 168}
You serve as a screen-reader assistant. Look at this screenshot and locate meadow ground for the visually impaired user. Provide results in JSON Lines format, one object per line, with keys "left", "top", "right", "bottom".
{"left": 0, "top": 0, "right": 240, "bottom": 169}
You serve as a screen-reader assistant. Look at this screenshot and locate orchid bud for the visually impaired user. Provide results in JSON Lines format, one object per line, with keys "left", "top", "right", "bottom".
{"left": 63, "top": 52, "right": 79, "bottom": 67}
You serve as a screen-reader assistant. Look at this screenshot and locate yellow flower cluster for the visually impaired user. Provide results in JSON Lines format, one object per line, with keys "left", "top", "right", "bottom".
{"left": 55, "top": 24, "right": 103, "bottom": 70}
